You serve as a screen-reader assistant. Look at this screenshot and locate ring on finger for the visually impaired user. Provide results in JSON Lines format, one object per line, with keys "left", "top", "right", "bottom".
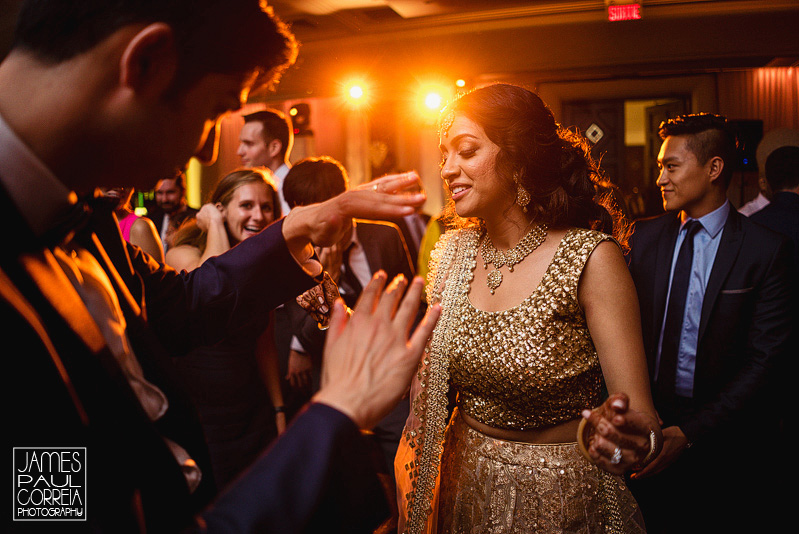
{"left": 610, "top": 446, "right": 622, "bottom": 465}
{"left": 372, "top": 183, "right": 379, "bottom": 192}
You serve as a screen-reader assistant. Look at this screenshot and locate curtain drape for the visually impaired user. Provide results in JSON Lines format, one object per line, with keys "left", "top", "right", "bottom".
{"left": 718, "top": 67, "right": 799, "bottom": 131}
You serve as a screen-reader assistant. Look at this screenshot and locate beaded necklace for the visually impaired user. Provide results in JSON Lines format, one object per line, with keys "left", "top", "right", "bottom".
{"left": 480, "top": 223, "right": 548, "bottom": 294}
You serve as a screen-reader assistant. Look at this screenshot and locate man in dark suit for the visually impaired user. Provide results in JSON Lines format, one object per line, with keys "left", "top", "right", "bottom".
{"left": 626, "top": 113, "right": 793, "bottom": 532}
{"left": 280, "top": 157, "right": 415, "bottom": 477}
{"left": 751, "top": 145, "right": 799, "bottom": 271}
{"left": 1, "top": 1, "right": 437, "bottom": 532}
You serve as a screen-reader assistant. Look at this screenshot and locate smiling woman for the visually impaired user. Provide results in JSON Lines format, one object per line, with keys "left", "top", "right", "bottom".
{"left": 166, "top": 168, "right": 281, "bottom": 271}
{"left": 397, "top": 84, "right": 660, "bottom": 534}
{"left": 164, "top": 168, "right": 288, "bottom": 487}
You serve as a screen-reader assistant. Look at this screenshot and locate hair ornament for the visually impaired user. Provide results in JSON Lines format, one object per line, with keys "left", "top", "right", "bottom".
{"left": 440, "top": 110, "right": 456, "bottom": 138}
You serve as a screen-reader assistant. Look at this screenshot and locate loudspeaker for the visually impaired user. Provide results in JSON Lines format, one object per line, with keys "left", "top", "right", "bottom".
{"left": 730, "top": 119, "right": 763, "bottom": 172}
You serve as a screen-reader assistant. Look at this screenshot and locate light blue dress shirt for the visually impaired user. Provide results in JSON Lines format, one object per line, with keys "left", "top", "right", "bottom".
{"left": 655, "top": 201, "right": 730, "bottom": 397}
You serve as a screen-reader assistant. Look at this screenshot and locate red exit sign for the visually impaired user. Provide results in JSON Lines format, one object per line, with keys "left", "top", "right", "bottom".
{"left": 608, "top": 3, "right": 641, "bottom": 21}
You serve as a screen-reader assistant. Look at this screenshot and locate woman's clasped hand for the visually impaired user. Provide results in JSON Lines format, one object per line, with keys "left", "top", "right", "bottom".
{"left": 579, "top": 393, "right": 662, "bottom": 475}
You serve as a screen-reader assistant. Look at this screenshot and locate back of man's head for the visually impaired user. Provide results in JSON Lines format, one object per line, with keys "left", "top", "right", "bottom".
{"left": 243, "top": 109, "right": 293, "bottom": 160}
{"left": 659, "top": 113, "right": 738, "bottom": 188}
{"left": 283, "top": 156, "right": 348, "bottom": 208}
{"left": 12, "top": 0, "right": 297, "bottom": 95}
{"left": 765, "top": 145, "right": 799, "bottom": 193}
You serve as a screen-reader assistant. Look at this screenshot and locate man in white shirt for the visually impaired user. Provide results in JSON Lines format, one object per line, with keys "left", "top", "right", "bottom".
{"left": 237, "top": 109, "right": 293, "bottom": 215}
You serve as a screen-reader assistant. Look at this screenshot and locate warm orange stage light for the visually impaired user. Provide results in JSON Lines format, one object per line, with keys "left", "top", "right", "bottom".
{"left": 349, "top": 85, "right": 365, "bottom": 100}
{"left": 424, "top": 92, "right": 443, "bottom": 111}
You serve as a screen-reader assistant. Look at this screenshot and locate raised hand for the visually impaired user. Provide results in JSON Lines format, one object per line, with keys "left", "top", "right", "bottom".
{"left": 195, "top": 202, "right": 225, "bottom": 232}
{"left": 313, "top": 272, "right": 440, "bottom": 430}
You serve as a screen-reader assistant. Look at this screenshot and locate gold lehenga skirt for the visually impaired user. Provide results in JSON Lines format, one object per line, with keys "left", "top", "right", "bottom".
{"left": 435, "top": 410, "right": 646, "bottom": 534}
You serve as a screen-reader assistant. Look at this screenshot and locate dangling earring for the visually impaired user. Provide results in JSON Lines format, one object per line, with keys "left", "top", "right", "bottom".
{"left": 514, "top": 173, "right": 530, "bottom": 212}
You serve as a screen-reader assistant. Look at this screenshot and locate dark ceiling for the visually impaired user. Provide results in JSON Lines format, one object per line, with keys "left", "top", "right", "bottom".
{"left": 2, "top": 1, "right": 797, "bottom": 100}
{"left": 263, "top": 0, "right": 799, "bottom": 99}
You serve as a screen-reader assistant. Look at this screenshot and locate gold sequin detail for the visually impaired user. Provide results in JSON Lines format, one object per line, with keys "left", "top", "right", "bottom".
{"left": 398, "top": 228, "right": 612, "bottom": 534}
{"left": 400, "top": 227, "right": 617, "bottom": 534}
{"left": 437, "top": 411, "right": 646, "bottom": 533}
{"left": 452, "top": 228, "right": 610, "bottom": 430}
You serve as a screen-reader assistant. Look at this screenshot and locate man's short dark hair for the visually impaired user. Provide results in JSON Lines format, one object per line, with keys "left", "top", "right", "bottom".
{"left": 243, "top": 109, "right": 293, "bottom": 159}
{"left": 659, "top": 113, "right": 738, "bottom": 187}
{"left": 765, "top": 145, "right": 799, "bottom": 192}
{"left": 158, "top": 172, "right": 187, "bottom": 193}
{"left": 12, "top": 0, "right": 297, "bottom": 94}
{"left": 283, "top": 157, "right": 348, "bottom": 208}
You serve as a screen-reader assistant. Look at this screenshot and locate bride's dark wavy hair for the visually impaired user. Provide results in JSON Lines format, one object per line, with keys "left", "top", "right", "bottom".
{"left": 439, "top": 83, "right": 629, "bottom": 248}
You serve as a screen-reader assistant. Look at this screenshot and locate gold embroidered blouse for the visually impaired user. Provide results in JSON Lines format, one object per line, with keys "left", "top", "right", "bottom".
{"left": 449, "top": 227, "right": 611, "bottom": 430}
{"left": 397, "top": 226, "right": 616, "bottom": 533}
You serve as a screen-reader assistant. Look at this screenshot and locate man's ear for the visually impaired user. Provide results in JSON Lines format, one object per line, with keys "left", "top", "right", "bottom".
{"left": 119, "top": 23, "right": 177, "bottom": 96}
{"left": 707, "top": 156, "right": 725, "bottom": 184}
{"left": 267, "top": 139, "right": 283, "bottom": 159}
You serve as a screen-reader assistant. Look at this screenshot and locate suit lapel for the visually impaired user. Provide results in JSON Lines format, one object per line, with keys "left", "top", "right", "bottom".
{"left": 699, "top": 209, "right": 743, "bottom": 342}
{"left": 20, "top": 249, "right": 106, "bottom": 353}
{"left": 76, "top": 205, "right": 144, "bottom": 319}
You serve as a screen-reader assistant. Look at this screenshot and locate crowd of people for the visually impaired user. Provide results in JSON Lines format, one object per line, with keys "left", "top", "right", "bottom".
{"left": 2, "top": 1, "right": 796, "bottom": 533}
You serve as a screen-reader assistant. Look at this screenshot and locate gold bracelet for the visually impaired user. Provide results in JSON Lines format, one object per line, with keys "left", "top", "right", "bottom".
{"left": 637, "top": 429, "right": 658, "bottom": 467}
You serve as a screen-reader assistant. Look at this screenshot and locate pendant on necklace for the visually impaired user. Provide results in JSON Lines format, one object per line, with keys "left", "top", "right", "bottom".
{"left": 486, "top": 269, "right": 503, "bottom": 294}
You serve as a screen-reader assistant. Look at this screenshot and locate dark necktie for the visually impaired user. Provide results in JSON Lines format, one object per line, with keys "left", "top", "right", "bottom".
{"left": 339, "top": 243, "right": 363, "bottom": 309}
{"left": 656, "top": 220, "right": 702, "bottom": 403}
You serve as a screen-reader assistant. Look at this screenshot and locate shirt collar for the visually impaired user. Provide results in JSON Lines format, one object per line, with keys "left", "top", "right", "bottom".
{"left": 0, "top": 111, "right": 75, "bottom": 239}
{"left": 347, "top": 220, "right": 361, "bottom": 250}
{"left": 681, "top": 200, "right": 729, "bottom": 239}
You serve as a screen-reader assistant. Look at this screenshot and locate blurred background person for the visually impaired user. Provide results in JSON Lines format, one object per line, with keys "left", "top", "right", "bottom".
{"left": 751, "top": 145, "right": 799, "bottom": 265}
{"left": 102, "top": 187, "right": 165, "bottom": 262}
{"left": 739, "top": 128, "right": 799, "bottom": 216}
{"left": 166, "top": 169, "right": 287, "bottom": 488}
{"left": 150, "top": 172, "right": 198, "bottom": 252}
{"left": 238, "top": 109, "right": 294, "bottom": 215}
{"left": 279, "top": 156, "right": 414, "bottom": 501}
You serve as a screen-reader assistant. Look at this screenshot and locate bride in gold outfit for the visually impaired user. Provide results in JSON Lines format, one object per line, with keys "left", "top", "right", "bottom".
{"left": 395, "top": 84, "right": 661, "bottom": 533}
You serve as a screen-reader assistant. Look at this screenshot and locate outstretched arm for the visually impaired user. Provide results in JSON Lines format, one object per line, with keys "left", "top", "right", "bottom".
{"left": 578, "top": 241, "right": 661, "bottom": 475}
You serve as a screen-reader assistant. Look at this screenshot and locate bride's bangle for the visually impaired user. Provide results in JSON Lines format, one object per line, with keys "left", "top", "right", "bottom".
{"left": 635, "top": 429, "right": 658, "bottom": 468}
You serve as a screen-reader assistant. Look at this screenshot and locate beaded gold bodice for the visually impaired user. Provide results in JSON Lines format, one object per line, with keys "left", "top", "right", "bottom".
{"left": 397, "top": 226, "right": 616, "bottom": 534}
{"left": 448, "top": 227, "right": 611, "bottom": 430}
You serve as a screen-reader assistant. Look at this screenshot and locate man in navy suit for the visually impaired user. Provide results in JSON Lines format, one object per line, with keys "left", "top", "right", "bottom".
{"left": 1, "top": 1, "right": 437, "bottom": 532}
{"left": 626, "top": 114, "right": 793, "bottom": 533}
{"left": 280, "top": 157, "right": 416, "bottom": 480}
